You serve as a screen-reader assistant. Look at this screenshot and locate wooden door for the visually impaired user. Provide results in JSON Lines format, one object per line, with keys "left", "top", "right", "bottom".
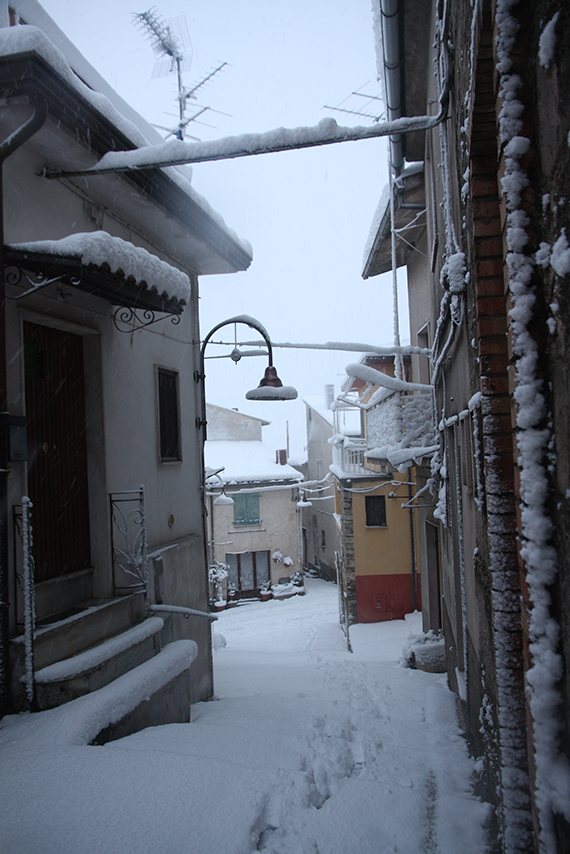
{"left": 24, "top": 322, "right": 91, "bottom": 582}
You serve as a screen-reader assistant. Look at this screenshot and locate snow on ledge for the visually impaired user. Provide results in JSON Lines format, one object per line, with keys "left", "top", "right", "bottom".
{"left": 33, "top": 617, "right": 165, "bottom": 684}
{"left": 345, "top": 362, "right": 432, "bottom": 394}
{"left": 11, "top": 231, "right": 191, "bottom": 304}
{"left": 1, "top": 640, "right": 197, "bottom": 749}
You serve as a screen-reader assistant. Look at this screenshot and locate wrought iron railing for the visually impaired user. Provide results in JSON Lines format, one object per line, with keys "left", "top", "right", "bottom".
{"left": 109, "top": 486, "right": 149, "bottom": 616}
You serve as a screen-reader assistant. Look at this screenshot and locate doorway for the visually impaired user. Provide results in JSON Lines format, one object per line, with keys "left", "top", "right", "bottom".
{"left": 226, "top": 550, "right": 270, "bottom": 596}
{"left": 24, "top": 321, "right": 91, "bottom": 582}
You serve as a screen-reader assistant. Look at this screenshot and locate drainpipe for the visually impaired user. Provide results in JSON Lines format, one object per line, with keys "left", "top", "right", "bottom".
{"left": 380, "top": 0, "right": 404, "bottom": 176}
{"left": 0, "top": 97, "right": 47, "bottom": 718}
{"left": 381, "top": 0, "right": 405, "bottom": 380}
{"left": 408, "top": 466, "right": 418, "bottom": 612}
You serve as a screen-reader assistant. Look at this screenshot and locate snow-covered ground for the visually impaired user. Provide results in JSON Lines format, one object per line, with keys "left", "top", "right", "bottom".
{"left": 0, "top": 578, "right": 491, "bottom": 853}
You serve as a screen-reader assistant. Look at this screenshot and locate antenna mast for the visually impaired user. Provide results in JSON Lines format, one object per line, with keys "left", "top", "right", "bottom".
{"left": 134, "top": 7, "right": 228, "bottom": 140}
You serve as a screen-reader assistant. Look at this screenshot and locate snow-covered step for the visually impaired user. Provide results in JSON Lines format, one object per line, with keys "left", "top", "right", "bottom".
{"left": 32, "top": 617, "right": 164, "bottom": 711}
{"left": 12, "top": 593, "right": 145, "bottom": 671}
{"left": 9, "top": 593, "right": 145, "bottom": 711}
{"left": 87, "top": 639, "right": 198, "bottom": 744}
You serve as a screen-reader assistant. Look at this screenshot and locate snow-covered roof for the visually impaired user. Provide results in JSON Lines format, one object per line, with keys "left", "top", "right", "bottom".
{"left": 205, "top": 440, "right": 303, "bottom": 485}
{"left": 0, "top": 12, "right": 252, "bottom": 274}
{"left": 9, "top": 231, "right": 190, "bottom": 306}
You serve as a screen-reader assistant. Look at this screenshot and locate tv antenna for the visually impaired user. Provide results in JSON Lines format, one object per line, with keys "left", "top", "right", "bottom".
{"left": 133, "top": 8, "right": 229, "bottom": 140}
{"left": 324, "top": 82, "right": 385, "bottom": 123}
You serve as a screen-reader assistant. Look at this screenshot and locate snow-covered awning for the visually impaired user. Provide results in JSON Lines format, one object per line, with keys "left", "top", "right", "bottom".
{"left": 6, "top": 231, "right": 190, "bottom": 313}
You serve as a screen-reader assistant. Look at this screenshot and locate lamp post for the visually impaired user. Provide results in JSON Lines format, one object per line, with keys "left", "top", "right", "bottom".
{"left": 196, "top": 314, "right": 297, "bottom": 440}
{"left": 197, "top": 315, "right": 298, "bottom": 612}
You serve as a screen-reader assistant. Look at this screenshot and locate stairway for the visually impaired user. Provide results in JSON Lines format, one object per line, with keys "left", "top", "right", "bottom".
{"left": 9, "top": 593, "right": 197, "bottom": 744}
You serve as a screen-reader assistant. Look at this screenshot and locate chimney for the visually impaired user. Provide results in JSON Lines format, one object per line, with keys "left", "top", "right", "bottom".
{"left": 276, "top": 449, "right": 287, "bottom": 465}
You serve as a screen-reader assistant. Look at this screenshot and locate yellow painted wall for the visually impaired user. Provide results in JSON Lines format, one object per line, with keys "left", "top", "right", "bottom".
{"left": 352, "top": 472, "right": 414, "bottom": 577}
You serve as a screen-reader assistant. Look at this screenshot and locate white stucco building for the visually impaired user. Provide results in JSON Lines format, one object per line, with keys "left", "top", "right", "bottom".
{"left": 205, "top": 404, "right": 303, "bottom": 598}
{"left": 1, "top": 2, "right": 251, "bottom": 730}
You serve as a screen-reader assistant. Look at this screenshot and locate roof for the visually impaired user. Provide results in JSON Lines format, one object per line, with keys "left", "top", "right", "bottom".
{"left": 206, "top": 403, "right": 270, "bottom": 427}
{"left": 362, "top": 165, "right": 426, "bottom": 279}
{"left": 205, "top": 440, "right": 303, "bottom": 486}
{"left": 0, "top": 17, "right": 252, "bottom": 276}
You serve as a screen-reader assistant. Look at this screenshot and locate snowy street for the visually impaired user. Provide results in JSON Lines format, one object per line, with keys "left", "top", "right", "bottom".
{"left": 0, "top": 578, "right": 491, "bottom": 853}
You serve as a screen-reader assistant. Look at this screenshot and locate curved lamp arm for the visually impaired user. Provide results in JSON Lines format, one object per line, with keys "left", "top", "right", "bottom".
{"left": 200, "top": 314, "right": 274, "bottom": 370}
{"left": 197, "top": 315, "right": 297, "bottom": 440}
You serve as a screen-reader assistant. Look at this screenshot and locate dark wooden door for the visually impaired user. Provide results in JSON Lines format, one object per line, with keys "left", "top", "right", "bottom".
{"left": 24, "top": 322, "right": 91, "bottom": 582}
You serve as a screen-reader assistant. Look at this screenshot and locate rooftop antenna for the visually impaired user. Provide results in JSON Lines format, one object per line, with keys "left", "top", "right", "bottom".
{"left": 133, "top": 8, "right": 229, "bottom": 140}
{"left": 323, "top": 81, "right": 385, "bottom": 123}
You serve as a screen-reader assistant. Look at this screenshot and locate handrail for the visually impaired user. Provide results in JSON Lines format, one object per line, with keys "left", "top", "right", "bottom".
{"left": 149, "top": 604, "right": 218, "bottom": 622}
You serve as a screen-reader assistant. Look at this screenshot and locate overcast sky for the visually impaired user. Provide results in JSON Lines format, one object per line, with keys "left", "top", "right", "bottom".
{"left": 40, "top": 0, "right": 408, "bottom": 456}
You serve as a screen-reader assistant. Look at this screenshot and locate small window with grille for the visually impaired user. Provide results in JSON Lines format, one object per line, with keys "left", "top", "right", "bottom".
{"left": 365, "top": 495, "right": 387, "bottom": 527}
{"left": 158, "top": 368, "right": 181, "bottom": 461}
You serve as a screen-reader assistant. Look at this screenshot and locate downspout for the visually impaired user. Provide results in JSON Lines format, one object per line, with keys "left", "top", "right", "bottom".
{"left": 380, "top": 0, "right": 404, "bottom": 176}
{"left": 0, "top": 96, "right": 47, "bottom": 718}
{"left": 381, "top": 0, "right": 405, "bottom": 381}
{"left": 408, "top": 466, "right": 418, "bottom": 611}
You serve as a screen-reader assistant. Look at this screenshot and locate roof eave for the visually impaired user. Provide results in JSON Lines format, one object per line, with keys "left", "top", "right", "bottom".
{"left": 0, "top": 50, "right": 252, "bottom": 275}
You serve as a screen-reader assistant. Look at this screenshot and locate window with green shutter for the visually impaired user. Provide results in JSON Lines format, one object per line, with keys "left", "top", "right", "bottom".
{"left": 233, "top": 493, "right": 260, "bottom": 526}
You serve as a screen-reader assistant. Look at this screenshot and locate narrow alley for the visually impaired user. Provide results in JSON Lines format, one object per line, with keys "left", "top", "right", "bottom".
{"left": 0, "top": 579, "right": 491, "bottom": 853}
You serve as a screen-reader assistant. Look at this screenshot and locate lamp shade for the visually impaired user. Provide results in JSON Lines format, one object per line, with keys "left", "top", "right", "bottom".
{"left": 245, "top": 365, "right": 298, "bottom": 401}
{"left": 213, "top": 491, "right": 234, "bottom": 506}
{"left": 246, "top": 385, "right": 298, "bottom": 401}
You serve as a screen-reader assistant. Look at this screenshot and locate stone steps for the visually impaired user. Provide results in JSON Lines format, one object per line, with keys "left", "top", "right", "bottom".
{"left": 33, "top": 616, "right": 164, "bottom": 711}
{"left": 10, "top": 593, "right": 145, "bottom": 711}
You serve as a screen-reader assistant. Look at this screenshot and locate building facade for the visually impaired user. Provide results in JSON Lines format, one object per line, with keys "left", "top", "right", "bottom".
{"left": 205, "top": 404, "right": 303, "bottom": 599}
{"left": 1, "top": 2, "right": 251, "bottom": 729}
{"left": 331, "top": 357, "right": 424, "bottom": 625}
{"left": 303, "top": 390, "right": 340, "bottom": 582}
{"left": 365, "top": 1, "right": 570, "bottom": 850}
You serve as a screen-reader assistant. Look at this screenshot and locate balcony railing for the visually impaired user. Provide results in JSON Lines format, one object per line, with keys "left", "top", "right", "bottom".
{"left": 365, "top": 392, "right": 436, "bottom": 465}
{"left": 332, "top": 438, "right": 372, "bottom": 475}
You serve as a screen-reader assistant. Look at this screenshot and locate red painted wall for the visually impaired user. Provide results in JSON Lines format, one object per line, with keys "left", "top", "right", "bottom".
{"left": 355, "top": 573, "right": 421, "bottom": 623}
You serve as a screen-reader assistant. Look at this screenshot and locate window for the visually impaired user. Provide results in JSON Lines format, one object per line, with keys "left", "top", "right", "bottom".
{"left": 365, "top": 495, "right": 387, "bottom": 527}
{"left": 233, "top": 493, "right": 260, "bottom": 527}
{"left": 226, "top": 550, "right": 269, "bottom": 592}
{"left": 158, "top": 368, "right": 181, "bottom": 461}
{"left": 321, "top": 529, "right": 326, "bottom": 550}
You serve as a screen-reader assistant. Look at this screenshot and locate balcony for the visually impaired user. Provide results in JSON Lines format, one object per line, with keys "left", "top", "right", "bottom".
{"left": 365, "top": 392, "right": 436, "bottom": 469}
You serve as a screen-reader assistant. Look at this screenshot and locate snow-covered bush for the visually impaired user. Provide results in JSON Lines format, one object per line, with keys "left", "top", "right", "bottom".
{"left": 209, "top": 561, "right": 228, "bottom": 604}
